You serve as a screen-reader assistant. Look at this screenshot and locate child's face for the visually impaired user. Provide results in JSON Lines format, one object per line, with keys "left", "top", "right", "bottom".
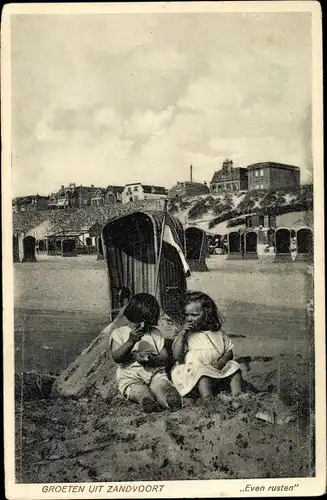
{"left": 185, "top": 301, "right": 205, "bottom": 331}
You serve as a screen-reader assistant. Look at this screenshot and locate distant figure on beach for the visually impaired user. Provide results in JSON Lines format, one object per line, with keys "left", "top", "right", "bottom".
{"left": 223, "top": 238, "right": 228, "bottom": 254}
{"left": 290, "top": 237, "right": 297, "bottom": 252}
{"left": 171, "top": 291, "right": 243, "bottom": 401}
{"left": 109, "top": 293, "right": 182, "bottom": 413}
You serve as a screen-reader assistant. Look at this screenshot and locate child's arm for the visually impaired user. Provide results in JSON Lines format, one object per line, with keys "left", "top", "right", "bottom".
{"left": 214, "top": 349, "right": 233, "bottom": 370}
{"left": 172, "top": 329, "right": 189, "bottom": 363}
{"left": 110, "top": 325, "right": 144, "bottom": 364}
{"left": 213, "top": 332, "right": 234, "bottom": 370}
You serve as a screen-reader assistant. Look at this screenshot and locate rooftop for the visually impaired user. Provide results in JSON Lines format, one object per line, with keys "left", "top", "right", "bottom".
{"left": 211, "top": 167, "right": 248, "bottom": 184}
{"left": 175, "top": 181, "right": 208, "bottom": 187}
{"left": 124, "top": 183, "right": 167, "bottom": 194}
{"left": 13, "top": 195, "right": 49, "bottom": 202}
{"left": 142, "top": 185, "right": 167, "bottom": 195}
{"left": 247, "top": 162, "right": 300, "bottom": 172}
{"left": 106, "top": 185, "right": 124, "bottom": 193}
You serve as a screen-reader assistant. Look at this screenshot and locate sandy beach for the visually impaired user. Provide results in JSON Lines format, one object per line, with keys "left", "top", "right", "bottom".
{"left": 14, "top": 255, "right": 314, "bottom": 482}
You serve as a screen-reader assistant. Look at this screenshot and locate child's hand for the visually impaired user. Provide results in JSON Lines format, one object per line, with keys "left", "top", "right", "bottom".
{"left": 129, "top": 323, "right": 145, "bottom": 343}
{"left": 144, "top": 353, "right": 158, "bottom": 367}
{"left": 214, "top": 359, "right": 226, "bottom": 371}
{"left": 135, "top": 352, "right": 150, "bottom": 365}
{"left": 181, "top": 324, "right": 194, "bottom": 335}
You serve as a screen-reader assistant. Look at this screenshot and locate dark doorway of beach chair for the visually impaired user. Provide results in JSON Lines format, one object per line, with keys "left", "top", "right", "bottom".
{"left": 295, "top": 228, "right": 313, "bottom": 262}
{"left": 62, "top": 239, "right": 78, "bottom": 257}
{"left": 227, "top": 231, "right": 242, "bottom": 260}
{"left": 274, "top": 228, "right": 292, "bottom": 262}
{"left": 22, "top": 236, "right": 37, "bottom": 263}
{"left": 185, "top": 227, "right": 208, "bottom": 271}
{"left": 244, "top": 231, "right": 258, "bottom": 260}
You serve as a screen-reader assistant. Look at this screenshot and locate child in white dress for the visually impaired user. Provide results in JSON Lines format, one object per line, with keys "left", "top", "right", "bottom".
{"left": 110, "top": 293, "right": 182, "bottom": 413}
{"left": 171, "top": 291, "right": 243, "bottom": 400}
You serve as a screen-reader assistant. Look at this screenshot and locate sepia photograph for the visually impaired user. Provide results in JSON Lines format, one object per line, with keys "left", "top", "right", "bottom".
{"left": 2, "top": 1, "right": 325, "bottom": 498}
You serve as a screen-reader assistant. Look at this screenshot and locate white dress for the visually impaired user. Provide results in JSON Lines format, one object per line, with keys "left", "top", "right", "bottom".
{"left": 171, "top": 330, "right": 241, "bottom": 397}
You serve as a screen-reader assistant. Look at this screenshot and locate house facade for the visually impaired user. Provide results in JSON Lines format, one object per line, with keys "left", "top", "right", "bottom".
{"left": 104, "top": 185, "right": 124, "bottom": 204}
{"left": 48, "top": 183, "right": 107, "bottom": 209}
{"left": 90, "top": 186, "right": 124, "bottom": 206}
{"left": 210, "top": 159, "right": 248, "bottom": 194}
{"left": 247, "top": 162, "right": 300, "bottom": 191}
{"left": 122, "top": 183, "right": 168, "bottom": 204}
{"left": 245, "top": 214, "right": 277, "bottom": 229}
{"left": 90, "top": 188, "right": 106, "bottom": 207}
{"left": 12, "top": 195, "right": 49, "bottom": 213}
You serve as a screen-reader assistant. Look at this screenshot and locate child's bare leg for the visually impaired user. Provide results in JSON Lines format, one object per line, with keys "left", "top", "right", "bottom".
{"left": 150, "top": 378, "right": 182, "bottom": 410}
{"left": 128, "top": 383, "right": 158, "bottom": 413}
{"left": 197, "top": 376, "right": 214, "bottom": 399}
{"left": 230, "top": 370, "right": 242, "bottom": 396}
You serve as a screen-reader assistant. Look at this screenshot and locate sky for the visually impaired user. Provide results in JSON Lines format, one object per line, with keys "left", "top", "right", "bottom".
{"left": 11, "top": 11, "right": 313, "bottom": 197}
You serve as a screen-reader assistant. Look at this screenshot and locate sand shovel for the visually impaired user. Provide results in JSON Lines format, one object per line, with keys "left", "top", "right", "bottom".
{"left": 255, "top": 409, "right": 296, "bottom": 425}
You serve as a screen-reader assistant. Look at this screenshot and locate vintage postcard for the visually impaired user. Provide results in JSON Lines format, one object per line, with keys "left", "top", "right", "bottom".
{"left": 2, "top": 1, "right": 325, "bottom": 499}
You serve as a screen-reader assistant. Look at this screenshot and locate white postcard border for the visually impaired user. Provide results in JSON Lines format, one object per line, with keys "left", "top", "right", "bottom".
{"left": 2, "top": 2, "right": 325, "bottom": 499}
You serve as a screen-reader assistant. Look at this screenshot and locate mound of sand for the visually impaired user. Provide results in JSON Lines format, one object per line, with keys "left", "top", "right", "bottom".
{"left": 16, "top": 349, "right": 314, "bottom": 483}
{"left": 16, "top": 387, "right": 314, "bottom": 483}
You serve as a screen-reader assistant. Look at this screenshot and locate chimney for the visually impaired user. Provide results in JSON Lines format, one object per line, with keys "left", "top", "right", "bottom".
{"left": 190, "top": 165, "right": 193, "bottom": 182}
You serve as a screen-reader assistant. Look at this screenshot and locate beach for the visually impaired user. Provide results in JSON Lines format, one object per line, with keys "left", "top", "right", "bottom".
{"left": 14, "top": 255, "right": 314, "bottom": 482}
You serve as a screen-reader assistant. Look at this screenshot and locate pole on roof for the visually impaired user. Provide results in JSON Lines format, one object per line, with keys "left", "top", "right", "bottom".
{"left": 154, "top": 198, "right": 168, "bottom": 299}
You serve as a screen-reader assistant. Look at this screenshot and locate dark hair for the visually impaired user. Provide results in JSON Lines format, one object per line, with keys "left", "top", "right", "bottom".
{"left": 124, "top": 293, "right": 160, "bottom": 328}
{"left": 183, "top": 291, "right": 223, "bottom": 331}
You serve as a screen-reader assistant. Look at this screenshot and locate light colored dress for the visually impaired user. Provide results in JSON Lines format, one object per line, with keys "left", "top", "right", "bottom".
{"left": 171, "top": 330, "right": 241, "bottom": 397}
{"left": 110, "top": 325, "right": 168, "bottom": 399}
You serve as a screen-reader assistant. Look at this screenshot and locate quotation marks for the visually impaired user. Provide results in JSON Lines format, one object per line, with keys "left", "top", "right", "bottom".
{"left": 239, "top": 483, "right": 299, "bottom": 493}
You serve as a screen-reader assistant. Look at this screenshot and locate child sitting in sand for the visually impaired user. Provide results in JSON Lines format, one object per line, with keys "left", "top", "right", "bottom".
{"left": 109, "top": 293, "right": 182, "bottom": 413}
{"left": 171, "top": 291, "right": 243, "bottom": 401}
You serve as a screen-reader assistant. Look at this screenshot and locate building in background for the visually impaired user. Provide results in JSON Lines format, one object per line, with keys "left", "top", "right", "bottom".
{"left": 122, "top": 183, "right": 168, "bottom": 204}
{"left": 48, "top": 183, "right": 107, "bottom": 209}
{"left": 90, "top": 185, "right": 124, "bottom": 206}
{"left": 247, "top": 162, "right": 300, "bottom": 191}
{"left": 210, "top": 159, "right": 248, "bottom": 194}
{"left": 89, "top": 188, "right": 106, "bottom": 207}
{"left": 169, "top": 181, "right": 209, "bottom": 198}
{"left": 245, "top": 214, "right": 277, "bottom": 229}
{"left": 104, "top": 185, "right": 124, "bottom": 204}
{"left": 12, "top": 195, "right": 49, "bottom": 213}
{"left": 169, "top": 165, "right": 210, "bottom": 198}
